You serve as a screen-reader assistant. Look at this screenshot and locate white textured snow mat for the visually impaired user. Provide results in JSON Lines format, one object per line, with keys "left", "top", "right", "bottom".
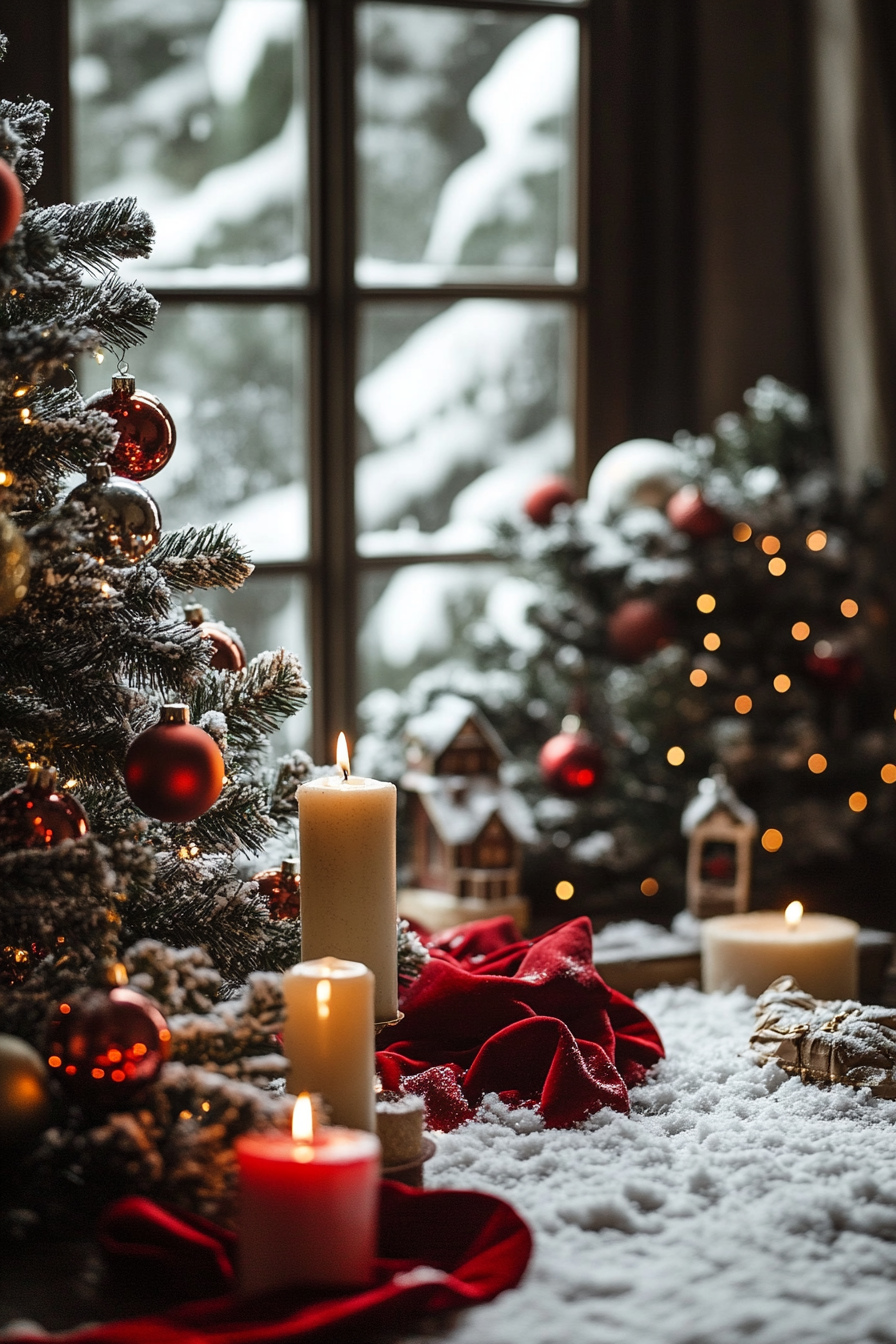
{"left": 414, "top": 985, "right": 896, "bottom": 1344}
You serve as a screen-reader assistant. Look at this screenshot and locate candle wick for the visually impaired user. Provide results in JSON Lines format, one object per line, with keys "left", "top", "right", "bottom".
{"left": 342, "top": 766, "right": 349, "bottom": 781}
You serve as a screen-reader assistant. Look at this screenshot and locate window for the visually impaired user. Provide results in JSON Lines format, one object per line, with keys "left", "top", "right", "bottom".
{"left": 65, "top": 0, "right": 597, "bottom": 762}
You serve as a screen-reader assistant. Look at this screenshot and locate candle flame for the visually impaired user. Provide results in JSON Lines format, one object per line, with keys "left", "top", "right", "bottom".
{"left": 292, "top": 1092, "right": 314, "bottom": 1142}
{"left": 316, "top": 977, "right": 331, "bottom": 1019}
{"left": 336, "top": 732, "right": 350, "bottom": 779}
{"left": 784, "top": 901, "right": 804, "bottom": 928}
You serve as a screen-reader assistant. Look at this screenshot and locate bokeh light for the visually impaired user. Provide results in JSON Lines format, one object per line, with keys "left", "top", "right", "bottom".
{"left": 768, "top": 557, "right": 786, "bottom": 576}
{"left": 696, "top": 594, "right": 716, "bottom": 613}
{"left": 555, "top": 880, "right": 574, "bottom": 901}
{"left": 882, "top": 764, "right": 896, "bottom": 784}
{"left": 808, "top": 753, "right": 827, "bottom": 773}
{"left": 733, "top": 522, "right": 752, "bottom": 542}
{"left": 734, "top": 695, "right": 752, "bottom": 714}
{"left": 760, "top": 535, "right": 781, "bottom": 555}
{"left": 806, "top": 530, "right": 827, "bottom": 551}
{"left": 773, "top": 674, "right": 791, "bottom": 692}
{"left": 689, "top": 668, "right": 708, "bottom": 687}
{"left": 640, "top": 877, "right": 659, "bottom": 896}
{"left": 791, "top": 621, "right": 810, "bottom": 641}
{"left": 840, "top": 599, "right": 858, "bottom": 618}
{"left": 704, "top": 632, "right": 721, "bottom": 651}
{"left": 667, "top": 746, "right": 686, "bottom": 766}
{"left": 848, "top": 792, "right": 867, "bottom": 812}
{"left": 761, "top": 828, "right": 783, "bottom": 852}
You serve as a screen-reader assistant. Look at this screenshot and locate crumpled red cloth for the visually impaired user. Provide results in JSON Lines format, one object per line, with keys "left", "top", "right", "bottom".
{"left": 377, "top": 915, "right": 664, "bottom": 1130}
{"left": 6, "top": 1185, "right": 531, "bottom": 1343}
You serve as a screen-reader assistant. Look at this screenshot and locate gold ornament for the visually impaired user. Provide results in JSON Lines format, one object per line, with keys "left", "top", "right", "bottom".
{"left": 0, "top": 511, "right": 29, "bottom": 615}
{"left": 0, "top": 1033, "right": 51, "bottom": 1146}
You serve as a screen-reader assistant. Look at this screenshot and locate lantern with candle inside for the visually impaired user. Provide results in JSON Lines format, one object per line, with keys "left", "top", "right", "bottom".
{"left": 701, "top": 902, "right": 859, "bottom": 998}
{"left": 281, "top": 957, "right": 376, "bottom": 1132}
{"left": 681, "top": 768, "right": 757, "bottom": 918}
{"left": 298, "top": 733, "right": 398, "bottom": 1024}
{"left": 236, "top": 1092, "right": 381, "bottom": 1297}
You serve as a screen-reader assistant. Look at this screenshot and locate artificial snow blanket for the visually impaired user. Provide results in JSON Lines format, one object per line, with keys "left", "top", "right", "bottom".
{"left": 414, "top": 982, "right": 896, "bottom": 1344}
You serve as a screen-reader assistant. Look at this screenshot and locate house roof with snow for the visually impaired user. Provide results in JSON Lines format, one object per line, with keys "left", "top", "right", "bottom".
{"left": 401, "top": 771, "right": 538, "bottom": 847}
{"left": 681, "top": 771, "right": 758, "bottom": 837}
{"left": 404, "top": 694, "right": 510, "bottom": 767}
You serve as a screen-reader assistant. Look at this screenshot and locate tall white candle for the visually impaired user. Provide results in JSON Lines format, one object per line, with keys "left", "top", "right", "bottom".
{"left": 702, "top": 903, "right": 859, "bottom": 998}
{"left": 298, "top": 736, "right": 398, "bottom": 1023}
{"left": 282, "top": 957, "right": 376, "bottom": 1132}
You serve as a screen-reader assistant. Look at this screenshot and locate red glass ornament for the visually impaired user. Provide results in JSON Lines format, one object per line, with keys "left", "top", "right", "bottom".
{"left": 0, "top": 159, "right": 24, "bottom": 247}
{"left": 47, "top": 986, "right": 170, "bottom": 1112}
{"left": 607, "top": 598, "right": 675, "bottom": 661}
{"left": 538, "top": 732, "right": 605, "bottom": 797}
{"left": 524, "top": 477, "right": 576, "bottom": 527}
{"left": 85, "top": 376, "right": 176, "bottom": 481}
{"left": 254, "top": 857, "right": 301, "bottom": 920}
{"left": 665, "top": 485, "right": 725, "bottom": 539}
{"left": 0, "top": 765, "right": 89, "bottom": 850}
{"left": 124, "top": 704, "right": 225, "bottom": 823}
{"left": 804, "top": 646, "right": 863, "bottom": 692}
{"left": 184, "top": 605, "right": 247, "bottom": 672}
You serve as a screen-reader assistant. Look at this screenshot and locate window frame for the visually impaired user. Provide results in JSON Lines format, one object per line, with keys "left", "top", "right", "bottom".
{"left": 23, "top": 0, "right": 620, "bottom": 763}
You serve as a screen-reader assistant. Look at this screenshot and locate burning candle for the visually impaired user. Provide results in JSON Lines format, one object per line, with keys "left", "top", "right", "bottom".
{"left": 298, "top": 734, "right": 398, "bottom": 1023}
{"left": 701, "top": 901, "right": 859, "bottom": 998}
{"left": 282, "top": 956, "right": 376, "bottom": 1131}
{"left": 236, "top": 1093, "right": 381, "bottom": 1296}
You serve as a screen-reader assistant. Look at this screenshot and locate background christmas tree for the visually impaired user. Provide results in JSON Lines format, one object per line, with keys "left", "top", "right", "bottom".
{"left": 359, "top": 377, "right": 896, "bottom": 930}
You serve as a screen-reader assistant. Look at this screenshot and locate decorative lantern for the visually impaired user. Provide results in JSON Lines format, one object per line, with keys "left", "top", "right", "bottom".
{"left": 681, "top": 768, "right": 757, "bottom": 918}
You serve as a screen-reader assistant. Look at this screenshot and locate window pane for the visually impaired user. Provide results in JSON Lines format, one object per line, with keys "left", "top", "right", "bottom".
{"left": 71, "top": 0, "right": 308, "bottom": 287}
{"left": 356, "top": 5, "right": 579, "bottom": 285}
{"left": 213, "top": 573, "right": 311, "bottom": 753}
{"left": 359, "top": 561, "right": 513, "bottom": 702}
{"left": 356, "top": 300, "right": 573, "bottom": 556}
{"left": 80, "top": 304, "right": 308, "bottom": 562}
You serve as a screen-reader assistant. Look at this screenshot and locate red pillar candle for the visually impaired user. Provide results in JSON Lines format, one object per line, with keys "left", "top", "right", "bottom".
{"left": 236, "top": 1094, "right": 381, "bottom": 1296}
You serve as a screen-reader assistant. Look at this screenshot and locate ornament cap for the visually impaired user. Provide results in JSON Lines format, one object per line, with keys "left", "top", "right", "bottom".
{"left": 27, "top": 762, "right": 57, "bottom": 791}
{"left": 101, "top": 960, "right": 129, "bottom": 987}
{"left": 281, "top": 856, "right": 300, "bottom": 877}
{"left": 159, "top": 703, "right": 190, "bottom": 725}
{"left": 85, "top": 460, "right": 113, "bottom": 484}
{"left": 183, "top": 604, "right": 204, "bottom": 625}
{"left": 111, "top": 375, "right": 136, "bottom": 396}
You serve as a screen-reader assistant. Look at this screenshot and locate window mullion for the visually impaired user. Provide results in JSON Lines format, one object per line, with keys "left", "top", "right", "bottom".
{"left": 308, "top": 0, "right": 358, "bottom": 763}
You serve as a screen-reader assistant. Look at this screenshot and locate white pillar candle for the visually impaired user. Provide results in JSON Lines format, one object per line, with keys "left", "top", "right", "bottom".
{"left": 282, "top": 957, "right": 376, "bottom": 1132}
{"left": 701, "top": 903, "right": 859, "bottom": 998}
{"left": 299, "top": 736, "right": 398, "bottom": 1023}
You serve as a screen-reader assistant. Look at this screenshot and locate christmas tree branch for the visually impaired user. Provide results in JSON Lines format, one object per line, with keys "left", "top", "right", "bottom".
{"left": 150, "top": 525, "right": 255, "bottom": 592}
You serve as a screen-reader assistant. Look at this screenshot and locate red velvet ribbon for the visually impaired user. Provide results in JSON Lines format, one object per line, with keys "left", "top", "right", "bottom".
{"left": 378, "top": 915, "right": 664, "bottom": 1129}
{"left": 7, "top": 1184, "right": 532, "bottom": 1343}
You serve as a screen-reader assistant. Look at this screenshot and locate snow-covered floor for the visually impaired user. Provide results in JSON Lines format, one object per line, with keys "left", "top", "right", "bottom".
{"left": 415, "top": 985, "right": 896, "bottom": 1344}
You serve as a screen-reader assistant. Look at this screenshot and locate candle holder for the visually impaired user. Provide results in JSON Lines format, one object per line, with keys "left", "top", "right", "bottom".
{"left": 375, "top": 1010, "right": 404, "bottom": 1035}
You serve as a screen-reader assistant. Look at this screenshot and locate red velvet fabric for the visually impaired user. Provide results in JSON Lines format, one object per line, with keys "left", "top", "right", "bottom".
{"left": 378, "top": 916, "right": 664, "bottom": 1130}
{"left": 7, "top": 1185, "right": 531, "bottom": 1343}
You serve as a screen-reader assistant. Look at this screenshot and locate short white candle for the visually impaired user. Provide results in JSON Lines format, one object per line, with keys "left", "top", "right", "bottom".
{"left": 701, "top": 903, "right": 859, "bottom": 998}
{"left": 299, "top": 735, "right": 398, "bottom": 1023}
{"left": 282, "top": 957, "right": 376, "bottom": 1132}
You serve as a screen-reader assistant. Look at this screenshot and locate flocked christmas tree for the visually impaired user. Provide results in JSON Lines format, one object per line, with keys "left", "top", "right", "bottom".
{"left": 359, "top": 377, "right": 896, "bottom": 924}
{"left": 0, "top": 40, "right": 424, "bottom": 1233}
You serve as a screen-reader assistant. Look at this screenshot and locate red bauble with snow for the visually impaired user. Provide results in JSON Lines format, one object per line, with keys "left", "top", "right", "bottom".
{"left": 607, "top": 598, "right": 674, "bottom": 662}
{"left": 665, "top": 485, "right": 725, "bottom": 539}
{"left": 184, "top": 606, "right": 247, "bottom": 672}
{"left": 86, "top": 376, "right": 176, "bottom": 482}
{"left": 539, "top": 732, "right": 605, "bottom": 797}
{"left": 524, "top": 477, "right": 575, "bottom": 527}
{"left": 0, "top": 159, "right": 24, "bottom": 247}
{"left": 124, "top": 705, "right": 225, "bottom": 823}
{"left": 47, "top": 986, "right": 169, "bottom": 1112}
{"left": 254, "top": 858, "right": 301, "bottom": 920}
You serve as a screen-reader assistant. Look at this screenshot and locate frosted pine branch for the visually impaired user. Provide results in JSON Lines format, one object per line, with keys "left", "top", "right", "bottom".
{"left": 151, "top": 525, "right": 254, "bottom": 592}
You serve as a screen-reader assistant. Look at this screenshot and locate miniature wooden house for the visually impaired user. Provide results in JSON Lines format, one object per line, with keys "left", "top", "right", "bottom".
{"left": 682, "top": 769, "right": 758, "bottom": 918}
{"left": 401, "top": 695, "right": 536, "bottom": 904}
